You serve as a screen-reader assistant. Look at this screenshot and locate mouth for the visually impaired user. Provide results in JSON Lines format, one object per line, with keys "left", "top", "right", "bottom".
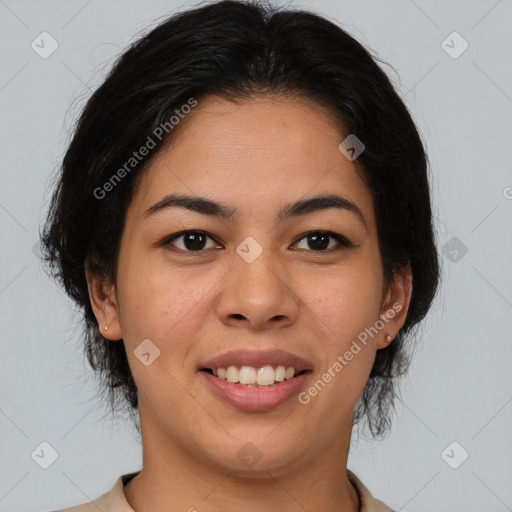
{"left": 198, "top": 348, "right": 313, "bottom": 411}
{"left": 200, "top": 365, "right": 311, "bottom": 387}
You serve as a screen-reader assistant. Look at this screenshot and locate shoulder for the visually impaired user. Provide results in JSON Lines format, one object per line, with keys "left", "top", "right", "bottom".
{"left": 51, "top": 472, "right": 139, "bottom": 512}
{"left": 347, "top": 470, "right": 395, "bottom": 512}
{"left": 52, "top": 503, "right": 103, "bottom": 512}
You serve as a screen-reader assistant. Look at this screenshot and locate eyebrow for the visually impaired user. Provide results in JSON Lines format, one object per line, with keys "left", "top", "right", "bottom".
{"left": 144, "top": 193, "right": 367, "bottom": 229}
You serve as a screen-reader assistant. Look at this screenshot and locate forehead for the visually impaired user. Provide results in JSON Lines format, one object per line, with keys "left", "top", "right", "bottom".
{"left": 129, "top": 95, "right": 375, "bottom": 230}
{"left": 166, "top": 94, "right": 347, "bottom": 152}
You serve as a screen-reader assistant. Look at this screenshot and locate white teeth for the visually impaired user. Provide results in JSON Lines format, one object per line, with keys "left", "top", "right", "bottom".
{"left": 226, "top": 366, "right": 238, "bottom": 383}
{"left": 239, "top": 366, "right": 257, "bottom": 385}
{"left": 256, "top": 365, "right": 275, "bottom": 386}
{"left": 285, "top": 366, "right": 295, "bottom": 380}
{"left": 274, "top": 365, "right": 286, "bottom": 382}
{"left": 210, "top": 365, "right": 299, "bottom": 386}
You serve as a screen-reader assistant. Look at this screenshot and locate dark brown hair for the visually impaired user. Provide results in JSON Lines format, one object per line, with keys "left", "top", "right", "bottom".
{"left": 41, "top": 0, "right": 441, "bottom": 437}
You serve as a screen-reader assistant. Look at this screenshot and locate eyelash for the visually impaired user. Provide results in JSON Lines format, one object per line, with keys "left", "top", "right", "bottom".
{"left": 161, "top": 230, "right": 354, "bottom": 256}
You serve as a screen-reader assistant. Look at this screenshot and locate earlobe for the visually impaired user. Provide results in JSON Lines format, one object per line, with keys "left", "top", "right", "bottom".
{"left": 377, "top": 264, "right": 413, "bottom": 349}
{"left": 85, "top": 265, "right": 123, "bottom": 341}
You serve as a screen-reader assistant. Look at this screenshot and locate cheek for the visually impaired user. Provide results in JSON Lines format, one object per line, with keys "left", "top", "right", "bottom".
{"left": 116, "top": 255, "right": 221, "bottom": 351}
{"left": 305, "top": 259, "right": 383, "bottom": 341}
{"left": 299, "top": 280, "right": 380, "bottom": 432}
{"left": 300, "top": 258, "right": 383, "bottom": 396}
{"left": 115, "top": 260, "right": 213, "bottom": 411}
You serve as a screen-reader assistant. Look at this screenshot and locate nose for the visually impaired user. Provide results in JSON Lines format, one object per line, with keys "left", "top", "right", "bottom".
{"left": 216, "top": 247, "right": 300, "bottom": 330}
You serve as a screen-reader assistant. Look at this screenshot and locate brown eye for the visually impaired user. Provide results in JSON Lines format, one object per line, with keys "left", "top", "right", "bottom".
{"left": 163, "top": 230, "right": 222, "bottom": 254}
{"left": 292, "top": 231, "right": 353, "bottom": 252}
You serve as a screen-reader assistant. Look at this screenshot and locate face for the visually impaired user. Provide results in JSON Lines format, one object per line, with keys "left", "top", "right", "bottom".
{"left": 88, "top": 95, "right": 411, "bottom": 477}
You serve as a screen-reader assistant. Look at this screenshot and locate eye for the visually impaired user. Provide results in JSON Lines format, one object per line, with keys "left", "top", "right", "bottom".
{"left": 162, "top": 230, "right": 222, "bottom": 255}
{"left": 292, "top": 231, "right": 353, "bottom": 252}
{"left": 161, "top": 229, "right": 353, "bottom": 256}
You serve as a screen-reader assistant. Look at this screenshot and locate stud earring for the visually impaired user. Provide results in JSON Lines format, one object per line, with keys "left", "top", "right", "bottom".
{"left": 385, "top": 334, "right": 391, "bottom": 342}
{"left": 104, "top": 326, "right": 109, "bottom": 331}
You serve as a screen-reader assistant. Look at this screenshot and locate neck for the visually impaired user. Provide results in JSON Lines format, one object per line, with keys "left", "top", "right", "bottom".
{"left": 124, "top": 402, "right": 360, "bottom": 512}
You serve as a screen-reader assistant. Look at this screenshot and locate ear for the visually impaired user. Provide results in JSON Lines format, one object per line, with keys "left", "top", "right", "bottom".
{"left": 85, "top": 263, "right": 122, "bottom": 341}
{"left": 377, "top": 263, "right": 413, "bottom": 349}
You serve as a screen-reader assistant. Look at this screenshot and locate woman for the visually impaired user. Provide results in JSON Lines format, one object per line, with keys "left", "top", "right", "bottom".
{"left": 42, "top": 1, "right": 440, "bottom": 510}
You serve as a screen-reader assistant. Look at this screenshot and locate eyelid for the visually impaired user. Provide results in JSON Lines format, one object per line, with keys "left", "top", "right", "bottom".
{"left": 161, "top": 230, "right": 221, "bottom": 253}
{"left": 161, "top": 229, "right": 354, "bottom": 255}
{"left": 291, "top": 230, "right": 354, "bottom": 251}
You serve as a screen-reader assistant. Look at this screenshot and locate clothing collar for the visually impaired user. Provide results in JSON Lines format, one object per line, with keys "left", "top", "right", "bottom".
{"left": 86, "top": 470, "right": 394, "bottom": 512}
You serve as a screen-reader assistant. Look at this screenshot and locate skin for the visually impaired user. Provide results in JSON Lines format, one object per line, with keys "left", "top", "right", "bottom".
{"left": 87, "top": 94, "right": 412, "bottom": 512}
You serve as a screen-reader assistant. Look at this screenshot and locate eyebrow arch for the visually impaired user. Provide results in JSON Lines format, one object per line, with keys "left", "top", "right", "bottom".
{"left": 144, "top": 193, "right": 367, "bottom": 229}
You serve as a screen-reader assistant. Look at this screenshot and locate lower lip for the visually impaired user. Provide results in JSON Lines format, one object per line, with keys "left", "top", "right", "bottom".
{"left": 200, "top": 370, "right": 311, "bottom": 412}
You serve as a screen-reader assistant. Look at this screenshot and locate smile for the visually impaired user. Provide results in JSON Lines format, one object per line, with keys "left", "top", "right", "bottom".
{"left": 202, "top": 365, "right": 307, "bottom": 387}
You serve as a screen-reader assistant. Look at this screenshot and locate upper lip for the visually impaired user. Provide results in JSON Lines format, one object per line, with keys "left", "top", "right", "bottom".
{"left": 200, "top": 348, "right": 313, "bottom": 372}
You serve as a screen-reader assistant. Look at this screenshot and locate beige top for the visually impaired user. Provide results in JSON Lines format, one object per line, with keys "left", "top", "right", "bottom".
{"left": 53, "top": 470, "right": 394, "bottom": 512}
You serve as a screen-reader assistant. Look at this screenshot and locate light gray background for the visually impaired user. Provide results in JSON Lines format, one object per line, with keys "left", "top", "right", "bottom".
{"left": 1, "top": 0, "right": 511, "bottom": 511}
